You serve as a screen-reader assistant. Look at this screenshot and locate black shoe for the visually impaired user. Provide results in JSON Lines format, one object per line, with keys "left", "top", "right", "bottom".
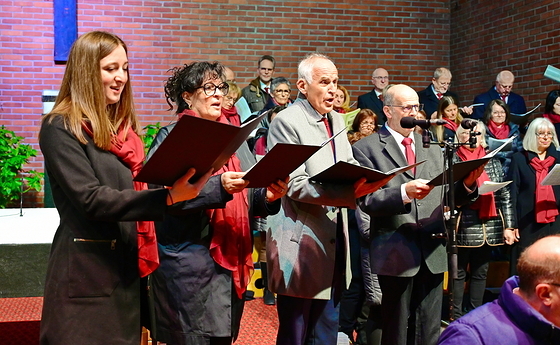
{"left": 263, "top": 288, "right": 276, "bottom": 305}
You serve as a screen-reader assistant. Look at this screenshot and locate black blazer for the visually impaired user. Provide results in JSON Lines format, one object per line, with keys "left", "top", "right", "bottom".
{"left": 417, "top": 84, "right": 459, "bottom": 118}
{"left": 357, "top": 90, "right": 386, "bottom": 124}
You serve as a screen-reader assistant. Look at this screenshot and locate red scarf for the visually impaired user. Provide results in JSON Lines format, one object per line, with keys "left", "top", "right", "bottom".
{"left": 178, "top": 109, "right": 251, "bottom": 298}
{"left": 543, "top": 113, "right": 560, "bottom": 124}
{"left": 457, "top": 145, "right": 497, "bottom": 219}
{"left": 529, "top": 155, "right": 559, "bottom": 223}
{"left": 443, "top": 118, "right": 458, "bottom": 132}
{"left": 82, "top": 122, "right": 159, "bottom": 278}
{"left": 334, "top": 107, "right": 347, "bottom": 114}
{"left": 221, "top": 106, "right": 241, "bottom": 127}
{"left": 486, "top": 120, "right": 510, "bottom": 139}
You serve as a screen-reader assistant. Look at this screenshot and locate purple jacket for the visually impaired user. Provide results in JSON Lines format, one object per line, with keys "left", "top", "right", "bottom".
{"left": 438, "top": 276, "right": 560, "bottom": 345}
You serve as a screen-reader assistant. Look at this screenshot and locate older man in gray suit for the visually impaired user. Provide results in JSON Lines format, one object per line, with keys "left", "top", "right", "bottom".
{"left": 266, "top": 53, "right": 388, "bottom": 345}
{"left": 352, "top": 84, "right": 482, "bottom": 345}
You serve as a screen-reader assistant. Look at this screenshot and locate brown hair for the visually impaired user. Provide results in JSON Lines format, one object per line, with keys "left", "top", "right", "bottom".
{"left": 43, "top": 31, "right": 137, "bottom": 150}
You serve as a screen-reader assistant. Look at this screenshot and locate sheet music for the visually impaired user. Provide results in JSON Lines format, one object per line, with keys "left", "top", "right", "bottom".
{"left": 511, "top": 103, "right": 541, "bottom": 117}
{"left": 484, "top": 136, "right": 516, "bottom": 158}
{"left": 541, "top": 164, "right": 560, "bottom": 186}
{"left": 479, "top": 181, "right": 511, "bottom": 194}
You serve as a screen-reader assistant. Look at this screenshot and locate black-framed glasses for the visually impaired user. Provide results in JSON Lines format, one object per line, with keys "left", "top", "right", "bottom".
{"left": 373, "top": 76, "right": 389, "bottom": 80}
{"left": 387, "top": 104, "right": 423, "bottom": 114}
{"left": 197, "top": 82, "right": 229, "bottom": 96}
{"left": 274, "top": 89, "right": 290, "bottom": 94}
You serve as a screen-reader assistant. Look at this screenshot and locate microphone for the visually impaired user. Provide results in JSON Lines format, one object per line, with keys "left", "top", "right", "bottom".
{"left": 460, "top": 118, "right": 478, "bottom": 130}
{"left": 400, "top": 117, "right": 447, "bottom": 129}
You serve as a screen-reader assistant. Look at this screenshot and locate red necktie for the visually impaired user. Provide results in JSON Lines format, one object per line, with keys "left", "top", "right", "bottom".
{"left": 378, "top": 94, "right": 384, "bottom": 102}
{"left": 501, "top": 95, "right": 507, "bottom": 102}
{"left": 321, "top": 116, "right": 335, "bottom": 156}
{"left": 264, "top": 87, "right": 269, "bottom": 94}
{"left": 436, "top": 93, "right": 443, "bottom": 100}
{"left": 402, "top": 137, "right": 415, "bottom": 174}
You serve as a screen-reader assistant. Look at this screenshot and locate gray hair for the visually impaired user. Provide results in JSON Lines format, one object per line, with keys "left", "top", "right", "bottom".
{"left": 454, "top": 120, "right": 487, "bottom": 148}
{"left": 434, "top": 67, "right": 451, "bottom": 80}
{"left": 523, "top": 117, "right": 560, "bottom": 152}
{"left": 270, "top": 76, "right": 291, "bottom": 93}
{"left": 298, "top": 53, "right": 332, "bottom": 84}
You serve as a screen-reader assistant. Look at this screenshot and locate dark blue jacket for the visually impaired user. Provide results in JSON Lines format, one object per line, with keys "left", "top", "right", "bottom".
{"left": 472, "top": 86, "right": 527, "bottom": 120}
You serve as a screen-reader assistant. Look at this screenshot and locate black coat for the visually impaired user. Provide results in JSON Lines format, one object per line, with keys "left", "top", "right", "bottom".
{"left": 39, "top": 116, "right": 169, "bottom": 345}
{"left": 508, "top": 147, "right": 560, "bottom": 273}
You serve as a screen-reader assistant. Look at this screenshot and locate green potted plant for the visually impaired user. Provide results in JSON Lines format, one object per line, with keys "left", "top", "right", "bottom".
{"left": 0, "top": 125, "right": 43, "bottom": 208}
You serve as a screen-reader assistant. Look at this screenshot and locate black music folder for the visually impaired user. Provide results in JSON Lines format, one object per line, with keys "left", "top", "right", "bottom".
{"left": 135, "top": 113, "right": 265, "bottom": 186}
{"left": 243, "top": 127, "right": 346, "bottom": 188}
{"left": 310, "top": 161, "right": 424, "bottom": 185}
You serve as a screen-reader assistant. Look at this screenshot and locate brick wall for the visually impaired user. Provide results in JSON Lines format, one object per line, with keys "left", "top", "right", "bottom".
{"left": 1, "top": 0, "right": 452, "bottom": 206}
{"left": 450, "top": 0, "right": 560, "bottom": 109}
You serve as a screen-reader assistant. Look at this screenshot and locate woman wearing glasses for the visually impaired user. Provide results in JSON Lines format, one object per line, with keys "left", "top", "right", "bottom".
{"left": 147, "top": 61, "right": 287, "bottom": 345}
{"left": 259, "top": 76, "right": 292, "bottom": 114}
{"left": 508, "top": 117, "right": 560, "bottom": 275}
{"left": 483, "top": 99, "right": 523, "bottom": 176}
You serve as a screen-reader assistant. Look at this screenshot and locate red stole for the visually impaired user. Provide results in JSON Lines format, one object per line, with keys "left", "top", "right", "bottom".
{"left": 82, "top": 122, "right": 159, "bottom": 278}
{"left": 221, "top": 106, "right": 241, "bottom": 127}
{"left": 443, "top": 118, "right": 458, "bottom": 132}
{"left": 487, "top": 120, "right": 510, "bottom": 139}
{"left": 178, "top": 109, "right": 251, "bottom": 298}
{"left": 529, "top": 155, "right": 559, "bottom": 223}
{"left": 457, "top": 145, "right": 497, "bottom": 220}
{"left": 543, "top": 113, "right": 560, "bottom": 124}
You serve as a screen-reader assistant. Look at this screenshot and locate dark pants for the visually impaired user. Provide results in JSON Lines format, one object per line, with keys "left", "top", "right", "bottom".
{"left": 276, "top": 294, "right": 340, "bottom": 345}
{"left": 378, "top": 264, "right": 443, "bottom": 345}
{"left": 452, "top": 245, "right": 492, "bottom": 319}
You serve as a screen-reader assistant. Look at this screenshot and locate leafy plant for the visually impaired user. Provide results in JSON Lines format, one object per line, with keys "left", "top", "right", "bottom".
{"left": 142, "top": 122, "right": 162, "bottom": 154}
{"left": 0, "top": 125, "right": 43, "bottom": 208}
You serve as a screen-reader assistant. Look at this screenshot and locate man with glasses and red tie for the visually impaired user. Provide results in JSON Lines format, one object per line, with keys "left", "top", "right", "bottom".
{"left": 352, "top": 84, "right": 482, "bottom": 345}
{"left": 418, "top": 67, "right": 474, "bottom": 120}
{"left": 471, "top": 70, "right": 527, "bottom": 120}
{"left": 266, "top": 53, "right": 389, "bottom": 345}
{"left": 242, "top": 54, "right": 276, "bottom": 113}
{"left": 358, "top": 68, "right": 390, "bottom": 124}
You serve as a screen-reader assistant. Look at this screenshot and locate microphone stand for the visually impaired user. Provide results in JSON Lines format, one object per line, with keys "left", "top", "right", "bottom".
{"left": 426, "top": 128, "right": 477, "bottom": 323}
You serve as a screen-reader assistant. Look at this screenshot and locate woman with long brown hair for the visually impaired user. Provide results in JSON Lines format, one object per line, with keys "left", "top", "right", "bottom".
{"left": 39, "top": 31, "right": 210, "bottom": 344}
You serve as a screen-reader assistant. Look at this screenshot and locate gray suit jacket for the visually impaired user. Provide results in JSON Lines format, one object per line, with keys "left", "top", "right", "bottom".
{"left": 266, "top": 99, "right": 356, "bottom": 300}
{"left": 352, "top": 126, "right": 476, "bottom": 277}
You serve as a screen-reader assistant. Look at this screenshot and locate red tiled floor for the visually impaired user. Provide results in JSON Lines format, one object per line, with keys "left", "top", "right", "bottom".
{"left": 236, "top": 298, "right": 278, "bottom": 345}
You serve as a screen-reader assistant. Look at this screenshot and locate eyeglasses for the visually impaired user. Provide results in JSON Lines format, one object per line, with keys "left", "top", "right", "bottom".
{"left": 437, "top": 81, "right": 451, "bottom": 87}
{"left": 197, "top": 82, "right": 229, "bottom": 96}
{"left": 387, "top": 104, "right": 424, "bottom": 114}
{"left": 498, "top": 83, "right": 513, "bottom": 89}
{"left": 274, "top": 89, "right": 290, "bottom": 94}
{"left": 373, "top": 76, "right": 389, "bottom": 80}
{"left": 536, "top": 132, "right": 554, "bottom": 138}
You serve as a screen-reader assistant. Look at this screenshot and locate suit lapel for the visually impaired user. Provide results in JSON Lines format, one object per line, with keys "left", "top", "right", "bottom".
{"left": 379, "top": 127, "right": 409, "bottom": 172}
{"left": 413, "top": 132, "right": 426, "bottom": 178}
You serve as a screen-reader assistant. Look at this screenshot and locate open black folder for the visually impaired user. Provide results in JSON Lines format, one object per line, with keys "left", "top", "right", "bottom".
{"left": 310, "top": 160, "right": 424, "bottom": 184}
{"left": 428, "top": 136, "right": 515, "bottom": 186}
{"left": 243, "top": 127, "right": 346, "bottom": 188}
{"left": 135, "top": 113, "right": 266, "bottom": 186}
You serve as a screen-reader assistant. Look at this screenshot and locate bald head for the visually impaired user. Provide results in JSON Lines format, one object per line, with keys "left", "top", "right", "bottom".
{"left": 496, "top": 70, "right": 515, "bottom": 97}
{"left": 384, "top": 84, "right": 419, "bottom": 137}
{"left": 371, "top": 68, "right": 389, "bottom": 92}
{"left": 224, "top": 67, "right": 235, "bottom": 83}
{"left": 517, "top": 235, "right": 560, "bottom": 327}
